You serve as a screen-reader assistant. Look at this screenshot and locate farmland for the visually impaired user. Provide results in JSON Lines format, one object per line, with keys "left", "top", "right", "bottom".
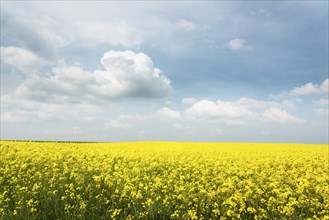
{"left": 0, "top": 141, "right": 328, "bottom": 219}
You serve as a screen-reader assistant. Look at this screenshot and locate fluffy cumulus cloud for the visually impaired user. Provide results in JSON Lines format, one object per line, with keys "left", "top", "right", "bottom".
{"left": 274, "top": 79, "right": 329, "bottom": 98}
{"left": 234, "top": 98, "right": 279, "bottom": 109}
{"left": 290, "top": 79, "right": 328, "bottom": 96}
{"left": 6, "top": 50, "right": 172, "bottom": 103}
{"left": 96, "top": 50, "right": 172, "bottom": 98}
{"left": 101, "top": 96, "right": 307, "bottom": 130}
{"left": 185, "top": 99, "right": 253, "bottom": 119}
{"left": 262, "top": 108, "right": 305, "bottom": 124}
{"left": 157, "top": 107, "right": 181, "bottom": 120}
{"left": 1, "top": 46, "right": 48, "bottom": 73}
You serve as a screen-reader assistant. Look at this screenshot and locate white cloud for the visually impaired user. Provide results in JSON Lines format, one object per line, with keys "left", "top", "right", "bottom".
{"left": 235, "top": 97, "right": 279, "bottom": 109}
{"left": 79, "top": 21, "right": 144, "bottom": 47}
{"left": 290, "top": 79, "right": 328, "bottom": 96}
{"left": 2, "top": 9, "right": 67, "bottom": 59}
{"left": 1, "top": 46, "right": 48, "bottom": 73}
{"left": 282, "top": 99, "right": 295, "bottom": 108}
{"left": 185, "top": 99, "right": 254, "bottom": 119}
{"left": 157, "top": 107, "right": 181, "bottom": 120}
{"left": 262, "top": 108, "right": 305, "bottom": 124}
{"left": 183, "top": 98, "right": 306, "bottom": 125}
{"left": 1, "top": 94, "right": 99, "bottom": 122}
{"left": 274, "top": 79, "right": 329, "bottom": 98}
{"left": 182, "top": 97, "right": 198, "bottom": 105}
{"left": 225, "top": 38, "right": 252, "bottom": 50}
{"left": 9, "top": 50, "right": 172, "bottom": 103}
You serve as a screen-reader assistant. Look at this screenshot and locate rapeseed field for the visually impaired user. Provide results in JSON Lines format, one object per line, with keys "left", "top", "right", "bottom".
{"left": 0, "top": 141, "right": 328, "bottom": 219}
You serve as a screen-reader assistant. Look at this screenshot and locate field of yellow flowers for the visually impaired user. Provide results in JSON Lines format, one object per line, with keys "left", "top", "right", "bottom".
{"left": 0, "top": 141, "right": 328, "bottom": 219}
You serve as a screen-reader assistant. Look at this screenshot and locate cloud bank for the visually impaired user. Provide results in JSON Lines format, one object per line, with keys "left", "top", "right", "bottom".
{"left": 183, "top": 98, "right": 304, "bottom": 124}
{"left": 3, "top": 50, "right": 173, "bottom": 104}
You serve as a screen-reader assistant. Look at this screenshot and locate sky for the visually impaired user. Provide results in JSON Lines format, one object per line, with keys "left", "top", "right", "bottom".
{"left": 1, "top": 1, "right": 328, "bottom": 143}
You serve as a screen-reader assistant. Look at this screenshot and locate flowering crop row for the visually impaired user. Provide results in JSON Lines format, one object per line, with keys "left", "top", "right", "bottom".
{"left": 0, "top": 141, "right": 328, "bottom": 219}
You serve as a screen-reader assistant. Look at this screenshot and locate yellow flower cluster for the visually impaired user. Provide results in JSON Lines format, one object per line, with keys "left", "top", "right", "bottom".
{"left": 0, "top": 141, "right": 328, "bottom": 219}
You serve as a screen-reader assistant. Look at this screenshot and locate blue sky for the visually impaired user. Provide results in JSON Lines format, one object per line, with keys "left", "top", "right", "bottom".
{"left": 1, "top": 1, "right": 328, "bottom": 143}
